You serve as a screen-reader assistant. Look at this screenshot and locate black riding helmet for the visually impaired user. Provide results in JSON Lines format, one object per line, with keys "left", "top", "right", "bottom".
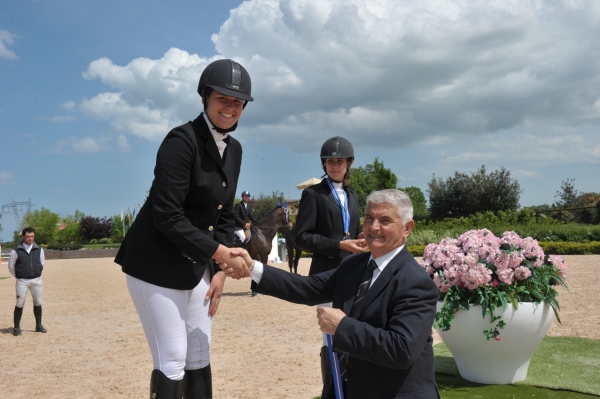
{"left": 198, "top": 59, "right": 253, "bottom": 133}
{"left": 320, "top": 136, "right": 354, "bottom": 184}
{"left": 320, "top": 136, "right": 354, "bottom": 161}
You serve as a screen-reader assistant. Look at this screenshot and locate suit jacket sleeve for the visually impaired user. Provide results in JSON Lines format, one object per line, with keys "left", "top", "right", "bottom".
{"left": 334, "top": 259, "right": 438, "bottom": 370}
{"left": 252, "top": 264, "right": 335, "bottom": 305}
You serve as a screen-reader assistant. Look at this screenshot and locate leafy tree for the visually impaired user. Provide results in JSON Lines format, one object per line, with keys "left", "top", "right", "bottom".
{"left": 554, "top": 178, "right": 581, "bottom": 208}
{"left": 427, "top": 165, "right": 521, "bottom": 219}
{"left": 251, "top": 191, "right": 286, "bottom": 220}
{"left": 399, "top": 186, "right": 429, "bottom": 219}
{"left": 20, "top": 208, "right": 61, "bottom": 245}
{"left": 80, "top": 216, "right": 114, "bottom": 241}
{"left": 350, "top": 158, "right": 398, "bottom": 215}
{"left": 57, "top": 210, "right": 85, "bottom": 243}
{"left": 112, "top": 214, "right": 125, "bottom": 243}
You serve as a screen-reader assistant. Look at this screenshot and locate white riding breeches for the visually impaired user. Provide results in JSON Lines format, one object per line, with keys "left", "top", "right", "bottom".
{"left": 234, "top": 229, "right": 245, "bottom": 242}
{"left": 15, "top": 277, "right": 43, "bottom": 307}
{"left": 126, "top": 267, "right": 212, "bottom": 380}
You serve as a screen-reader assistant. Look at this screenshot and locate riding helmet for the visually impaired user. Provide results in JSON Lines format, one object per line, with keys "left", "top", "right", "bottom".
{"left": 320, "top": 136, "right": 354, "bottom": 161}
{"left": 241, "top": 190, "right": 251, "bottom": 197}
{"left": 198, "top": 59, "right": 253, "bottom": 102}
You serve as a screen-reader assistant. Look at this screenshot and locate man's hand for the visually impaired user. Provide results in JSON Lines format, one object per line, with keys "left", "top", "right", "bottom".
{"left": 244, "top": 222, "right": 251, "bottom": 230}
{"left": 317, "top": 307, "right": 346, "bottom": 335}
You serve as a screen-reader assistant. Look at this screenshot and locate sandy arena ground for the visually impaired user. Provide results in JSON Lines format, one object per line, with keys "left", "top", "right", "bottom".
{"left": 0, "top": 255, "right": 598, "bottom": 399}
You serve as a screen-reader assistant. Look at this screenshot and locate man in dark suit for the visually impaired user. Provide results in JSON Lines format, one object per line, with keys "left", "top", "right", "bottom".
{"left": 233, "top": 190, "right": 258, "bottom": 243}
{"left": 224, "top": 189, "right": 440, "bottom": 399}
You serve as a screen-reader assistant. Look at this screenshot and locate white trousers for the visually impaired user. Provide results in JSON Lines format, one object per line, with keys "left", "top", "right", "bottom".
{"left": 15, "top": 277, "right": 43, "bottom": 307}
{"left": 126, "top": 268, "right": 212, "bottom": 380}
{"left": 234, "top": 229, "right": 245, "bottom": 242}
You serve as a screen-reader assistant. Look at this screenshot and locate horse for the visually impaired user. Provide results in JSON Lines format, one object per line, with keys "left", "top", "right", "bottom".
{"left": 285, "top": 224, "right": 302, "bottom": 274}
{"left": 235, "top": 202, "right": 289, "bottom": 264}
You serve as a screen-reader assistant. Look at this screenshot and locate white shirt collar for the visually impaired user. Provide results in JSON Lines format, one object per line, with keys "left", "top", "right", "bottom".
{"left": 22, "top": 242, "right": 33, "bottom": 253}
{"left": 203, "top": 113, "right": 228, "bottom": 157}
{"left": 370, "top": 245, "right": 405, "bottom": 277}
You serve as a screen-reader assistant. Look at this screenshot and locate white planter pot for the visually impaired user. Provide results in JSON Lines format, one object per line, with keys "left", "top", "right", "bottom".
{"left": 436, "top": 301, "right": 553, "bottom": 384}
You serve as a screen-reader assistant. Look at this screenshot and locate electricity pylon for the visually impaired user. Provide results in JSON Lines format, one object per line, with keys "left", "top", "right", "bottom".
{"left": 2, "top": 199, "right": 34, "bottom": 228}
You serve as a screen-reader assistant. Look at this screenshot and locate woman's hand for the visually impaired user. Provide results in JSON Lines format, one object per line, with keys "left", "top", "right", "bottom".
{"left": 213, "top": 245, "right": 250, "bottom": 279}
{"left": 206, "top": 271, "right": 226, "bottom": 317}
{"left": 339, "top": 238, "right": 367, "bottom": 253}
{"left": 222, "top": 249, "right": 255, "bottom": 278}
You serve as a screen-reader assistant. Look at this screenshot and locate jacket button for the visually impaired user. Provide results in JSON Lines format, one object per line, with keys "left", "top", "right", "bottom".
{"left": 222, "top": 182, "right": 227, "bottom": 187}
{"left": 208, "top": 226, "right": 214, "bottom": 231}
{"left": 217, "top": 205, "right": 223, "bottom": 210}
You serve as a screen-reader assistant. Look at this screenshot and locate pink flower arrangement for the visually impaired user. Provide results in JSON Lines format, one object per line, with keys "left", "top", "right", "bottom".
{"left": 421, "top": 229, "right": 568, "bottom": 340}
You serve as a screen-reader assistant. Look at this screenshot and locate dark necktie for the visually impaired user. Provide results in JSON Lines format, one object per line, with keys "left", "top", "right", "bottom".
{"left": 339, "top": 259, "right": 378, "bottom": 381}
{"left": 351, "top": 259, "right": 378, "bottom": 312}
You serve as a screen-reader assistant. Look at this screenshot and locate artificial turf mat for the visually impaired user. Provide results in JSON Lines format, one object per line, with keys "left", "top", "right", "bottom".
{"left": 435, "top": 336, "right": 600, "bottom": 397}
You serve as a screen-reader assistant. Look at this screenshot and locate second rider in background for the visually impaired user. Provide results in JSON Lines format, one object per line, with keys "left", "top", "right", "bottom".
{"left": 294, "top": 136, "right": 365, "bottom": 384}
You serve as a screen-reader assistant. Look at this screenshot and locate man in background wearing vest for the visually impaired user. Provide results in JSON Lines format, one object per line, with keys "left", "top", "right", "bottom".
{"left": 7, "top": 227, "right": 47, "bottom": 336}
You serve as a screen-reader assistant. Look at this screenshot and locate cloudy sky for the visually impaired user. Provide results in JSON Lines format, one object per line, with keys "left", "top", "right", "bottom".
{"left": 1, "top": 0, "right": 599, "bottom": 240}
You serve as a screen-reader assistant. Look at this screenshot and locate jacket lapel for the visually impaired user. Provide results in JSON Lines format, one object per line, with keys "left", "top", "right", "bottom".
{"left": 194, "top": 114, "right": 224, "bottom": 168}
{"left": 350, "top": 249, "right": 408, "bottom": 319}
{"left": 221, "top": 137, "right": 236, "bottom": 181}
{"left": 343, "top": 260, "right": 367, "bottom": 315}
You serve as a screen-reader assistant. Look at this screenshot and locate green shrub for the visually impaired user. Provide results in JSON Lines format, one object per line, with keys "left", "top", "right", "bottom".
{"left": 408, "top": 245, "right": 425, "bottom": 257}
{"left": 539, "top": 241, "right": 600, "bottom": 255}
{"left": 46, "top": 242, "right": 84, "bottom": 251}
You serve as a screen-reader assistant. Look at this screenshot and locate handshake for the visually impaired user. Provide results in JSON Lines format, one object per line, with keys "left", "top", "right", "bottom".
{"left": 214, "top": 246, "right": 256, "bottom": 280}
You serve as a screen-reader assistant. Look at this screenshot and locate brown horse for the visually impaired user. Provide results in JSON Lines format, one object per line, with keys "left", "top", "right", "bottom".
{"left": 237, "top": 203, "right": 289, "bottom": 264}
{"left": 285, "top": 224, "right": 302, "bottom": 274}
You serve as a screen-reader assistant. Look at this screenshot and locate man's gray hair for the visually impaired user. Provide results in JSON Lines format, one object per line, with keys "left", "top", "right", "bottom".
{"left": 366, "top": 189, "right": 414, "bottom": 223}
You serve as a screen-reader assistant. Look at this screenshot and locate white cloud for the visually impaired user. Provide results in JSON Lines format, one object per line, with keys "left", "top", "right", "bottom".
{"left": 52, "top": 136, "right": 110, "bottom": 153}
{"left": 0, "top": 171, "right": 14, "bottom": 185}
{"left": 62, "top": 101, "right": 77, "bottom": 111}
{"left": 117, "top": 135, "right": 130, "bottom": 151}
{"left": 0, "top": 30, "right": 18, "bottom": 60}
{"left": 39, "top": 115, "right": 75, "bottom": 123}
{"left": 76, "top": 0, "right": 600, "bottom": 167}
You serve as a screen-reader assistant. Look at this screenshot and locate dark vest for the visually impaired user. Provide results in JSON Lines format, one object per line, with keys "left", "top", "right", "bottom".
{"left": 13, "top": 242, "right": 43, "bottom": 279}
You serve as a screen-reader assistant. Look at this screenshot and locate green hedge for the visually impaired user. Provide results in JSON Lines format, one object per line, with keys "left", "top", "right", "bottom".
{"left": 538, "top": 241, "right": 600, "bottom": 255}
{"left": 408, "top": 241, "right": 600, "bottom": 257}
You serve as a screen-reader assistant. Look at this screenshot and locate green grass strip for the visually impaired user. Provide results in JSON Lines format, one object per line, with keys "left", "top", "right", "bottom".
{"left": 436, "top": 373, "right": 598, "bottom": 398}
{"left": 435, "top": 336, "right": 600, "bottom": 397}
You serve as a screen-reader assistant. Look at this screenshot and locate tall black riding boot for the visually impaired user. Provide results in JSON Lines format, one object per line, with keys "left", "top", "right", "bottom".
{"left": 150, "top": 369, "right": 184, "bottom": 399}
{"left": 13, "top": 306, "right": 23, "bottom": 336}
{"left": 183, "top": 365, "right": 213, "bottom": 399}
{"left": 320, "top": 346, "right": 330, "bottom": 384}
{"left": 33, "top": 305, "right": 47, "bottom": 333}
